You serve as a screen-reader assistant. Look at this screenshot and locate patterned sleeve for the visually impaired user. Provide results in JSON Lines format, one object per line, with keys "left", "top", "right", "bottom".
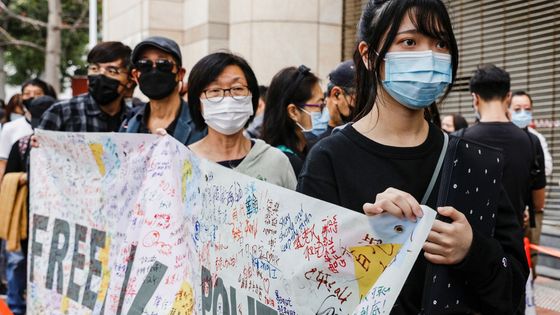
{"left": 37, "top": 102, "right": 64, "bottom": 131}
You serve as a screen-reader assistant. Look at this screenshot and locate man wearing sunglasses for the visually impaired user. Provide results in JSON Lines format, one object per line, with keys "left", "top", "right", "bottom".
{"left": 38, "top": 41, "right": 133, "bottom": 132}
{"left": 121, "top": 36, "right": 206, "bottom": 145}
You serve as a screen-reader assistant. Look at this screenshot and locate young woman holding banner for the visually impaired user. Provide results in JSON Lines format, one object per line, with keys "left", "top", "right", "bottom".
{"left": 297, "top": 0, "right": 528, "bottom": 313}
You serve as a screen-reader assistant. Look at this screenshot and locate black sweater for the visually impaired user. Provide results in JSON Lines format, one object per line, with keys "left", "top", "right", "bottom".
{"left": 297, "top": 124, "right": 528, "bottom": 314}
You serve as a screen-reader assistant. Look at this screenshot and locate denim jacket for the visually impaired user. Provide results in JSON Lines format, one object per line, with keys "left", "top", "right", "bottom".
{"left": 120, "top": 99, "right": 206, "bottom": 145}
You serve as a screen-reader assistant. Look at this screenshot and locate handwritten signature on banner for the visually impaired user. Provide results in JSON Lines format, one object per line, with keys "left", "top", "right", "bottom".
{"left": 29, "top": 130, "right": 436, "bottom": 315}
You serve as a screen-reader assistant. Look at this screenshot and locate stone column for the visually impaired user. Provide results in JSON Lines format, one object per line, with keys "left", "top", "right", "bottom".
{"left": 229, "top": 0, "right": 343, "bottom": 86}
{"left": 182, "top": 0, "right": 230, "bottom": 71}
{"left": 102, "top": 0, "right": 185, "bottom": 51}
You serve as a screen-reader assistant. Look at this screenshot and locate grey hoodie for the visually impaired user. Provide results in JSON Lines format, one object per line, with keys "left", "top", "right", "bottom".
{"left": 234, "top": 139, "right": 297, "bottom": 190}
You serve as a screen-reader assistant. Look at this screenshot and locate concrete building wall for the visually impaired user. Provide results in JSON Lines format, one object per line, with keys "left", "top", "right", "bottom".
{"left": 102, "top": 0, "right": 343, "bottom": 86}
{"left": 103, "top": 0, "right": 185, "bottom": 51}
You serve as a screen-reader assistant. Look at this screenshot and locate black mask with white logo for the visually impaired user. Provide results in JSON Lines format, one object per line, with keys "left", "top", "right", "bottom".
{"left": 88, "top": 75, "right": 122, "bottom": 105}
{"left": 138, "top": 69, "right": 177, "bottom": 100}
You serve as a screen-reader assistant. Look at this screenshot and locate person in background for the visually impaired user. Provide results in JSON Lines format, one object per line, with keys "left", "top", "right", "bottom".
{"left": 509, "top": 90, "right": 551, "bottom": 277}
{"left": 122, "top": 81, "right": 143, "bottom": 109}
{"left": 319, "top": 60, "right": 357, "bottom": 139}
{"left": 1, "top": 78, "right": 56, "bottom": 182}
{"left": 441, "top": 113, "right": 468, "bottom": 133}
{"left": 121, "top": 36, "right": 206, "bottom": 145}
{"left": 262, "top": 65, "right": 323, "bottom": 176}
{"left": 187, "top": 52, "right": 296, "bottom": 189}
{"left": 510, "top": 91, "right": 552, "bottom": 176}
{"left": 38, "top": 41, "right": 132, "bottom": 132}
{"left": 2, "top": 96, "right": 57, "bottom": 315}
{"left": 21, "top": 78, "right": 57, "bottom": 108}
{"left": 244, "top": 85, "right": 268, "bottom": 139}
{"left": 0, "top": 78, "right": 54, "bottom": 309}
{"left": 465, "top": 65, "right": 546, "bottom": 227}
{"left": 0, "top": 94, "right": 24, "bottom": 124}
{"left": 297, "top": 1, "right": 527, "bottom": 313}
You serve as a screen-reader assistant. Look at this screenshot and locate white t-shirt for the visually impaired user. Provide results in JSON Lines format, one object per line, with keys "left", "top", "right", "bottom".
{"left": 0, "top": 117, "right": 33, "bottom": 160}
{"left": 529, "top": 127, "right": 553, "bottom": 176}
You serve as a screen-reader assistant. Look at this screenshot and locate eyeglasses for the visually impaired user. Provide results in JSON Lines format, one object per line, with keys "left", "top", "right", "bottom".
{"left": 301, "top": 103, "right": 325, "bottom": 112}
{"left": 134, "top": 59, "right": 176, "bottom": 73}
{"left": 203, "top": 86, "right": 251, "bottom": 103}
{"left": 87, "top": 64, "right": 127, "bottom": 76}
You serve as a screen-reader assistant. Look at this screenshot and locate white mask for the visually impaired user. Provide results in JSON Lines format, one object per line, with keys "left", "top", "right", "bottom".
{"left": 202, "top": 96, "right": 254, "bottom": 135}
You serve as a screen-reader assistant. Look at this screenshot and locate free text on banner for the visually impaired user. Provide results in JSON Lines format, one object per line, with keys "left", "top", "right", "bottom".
{"left": 29, "top": 130, "right": 435, "bottom": 314}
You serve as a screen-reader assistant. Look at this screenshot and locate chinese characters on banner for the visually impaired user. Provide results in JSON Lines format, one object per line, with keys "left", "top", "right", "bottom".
{"left": 29, "top": 130, "right": 435, "bottom": 314}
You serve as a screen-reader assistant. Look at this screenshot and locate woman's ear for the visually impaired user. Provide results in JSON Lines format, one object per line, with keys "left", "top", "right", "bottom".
{"left": 287, "top": 104, "right": 300, "bottom": 121}
{"left": 358, "top": 41, "right": 370, "bottom": 70}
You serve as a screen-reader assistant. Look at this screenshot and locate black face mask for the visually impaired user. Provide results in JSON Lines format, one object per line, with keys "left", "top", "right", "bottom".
{"left": 88, "top": 75, "right": 122, "bottom": 105}
{"left": 138, "top": 69, "right": 177, "bottom": 100}
{"left": 29, "top": 103, "right": 53, "bottom": 129}
{"left": 22, "top": 98, "right": 34, "bottom": 109}
{"left": 336, "top": 103, "right": 355, "bottom": 124}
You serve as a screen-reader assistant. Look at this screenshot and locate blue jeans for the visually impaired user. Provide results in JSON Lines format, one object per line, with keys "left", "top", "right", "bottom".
{"left": 6, "top": 250, "right": 26, "bottom": 314}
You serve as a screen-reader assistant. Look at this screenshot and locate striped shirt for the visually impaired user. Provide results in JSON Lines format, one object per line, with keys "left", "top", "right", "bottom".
{"left": 38, "top": 93, "right": 129, "bottom": 132}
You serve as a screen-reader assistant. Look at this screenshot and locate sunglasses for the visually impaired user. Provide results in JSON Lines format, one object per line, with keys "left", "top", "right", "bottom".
{"left": 134, "top": 59, "right": 176, "bottom": 73}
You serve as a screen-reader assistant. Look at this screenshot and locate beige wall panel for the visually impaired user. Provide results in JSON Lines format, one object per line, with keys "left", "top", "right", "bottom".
{"left": 318, "top": 24, "right": 342, "bottom": 81}
{"left": 251, "top": 0, "right": 319, "bottom": 22}
{"left": 229, "top": 0, "right": 252, "bottom": 23}
{"left": 228, "top": 22, "right": 253, "bottom": 60}
{"left": 319, "top": 0, "right": 343, "bottom": 24}
{"left": 182, "top": 40, "right": 211, "bottom": 71}
{"left": 209, "top": 0, "right": 230, "bottom": 23}
{"left": 149, "top": 0, "right": 184, "bottom": 32}
{"left": 250, "top": 22, "right": 318, "bottom": 85}
{"left": 103, "top": 4, "right": 144, "bottom": 41}
{"left": 184, "top": 0, "right": 210, "bottom": 28}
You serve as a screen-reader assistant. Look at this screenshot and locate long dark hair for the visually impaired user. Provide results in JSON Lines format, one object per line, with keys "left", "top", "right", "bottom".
{"left": 262, "top": 66, "right": 319, "bottom": 151}
{"left": 353, "top": 0, "right": 459, "bottom": 121}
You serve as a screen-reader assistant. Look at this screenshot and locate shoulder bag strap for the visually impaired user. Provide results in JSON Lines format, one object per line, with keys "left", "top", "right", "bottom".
{"left": 421, "top": 131, "right": 449, "bottom": 204}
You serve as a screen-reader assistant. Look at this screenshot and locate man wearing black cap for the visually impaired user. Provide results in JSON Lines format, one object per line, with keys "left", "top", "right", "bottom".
{"left": 321, "top": 60, "right": 357, "bottom": 139}
{"left": 38, "top": 41, "right": 133, "bottom": 132}
{"left": 121, "top": 36, "right": 206, "bottom": 145}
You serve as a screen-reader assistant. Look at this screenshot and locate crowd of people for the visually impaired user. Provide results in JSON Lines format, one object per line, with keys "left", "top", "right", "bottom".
{"left": 0, "top": 0, "right": 553, "bottom": 314}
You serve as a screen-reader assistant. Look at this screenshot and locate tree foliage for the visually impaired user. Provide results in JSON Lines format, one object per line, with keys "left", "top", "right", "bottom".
{"left": 0, "top": 0, "right": 92, "bottom": 87}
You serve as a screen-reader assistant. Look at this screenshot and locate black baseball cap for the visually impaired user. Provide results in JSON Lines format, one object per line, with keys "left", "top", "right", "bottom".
{"left": 131, "top": 36, "right": 182, "bottom": 67}
{"left": 328, "top": 60, "right": 356, "bottom": 89}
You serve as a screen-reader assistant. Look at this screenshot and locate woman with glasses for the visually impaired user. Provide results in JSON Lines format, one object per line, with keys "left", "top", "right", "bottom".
{"left": 262, "top": 66, "right": 324, "bottom": 176}
{"left": 297, "top": 0, "right": 527, "bottom": 314}
{"left": 187, "top": 52, "right": 297, "bottom": 190}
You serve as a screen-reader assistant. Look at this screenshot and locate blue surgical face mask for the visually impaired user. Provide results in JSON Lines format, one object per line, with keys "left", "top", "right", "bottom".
{"left": 382, "top": 50, "right": 452, "bottom": 110}
{"left": 511, "top": 110, "right": 532, "bottom": 129}
{"left": 297, "top": 108, "right": 317, "bottom": 133}
{"left": 309, "top": 107, "right": 329, "bottom": 136}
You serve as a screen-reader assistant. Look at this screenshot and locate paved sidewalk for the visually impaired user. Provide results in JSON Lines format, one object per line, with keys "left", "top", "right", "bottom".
{"left": 535, "top": 276, "right": 560, "bottom": 314}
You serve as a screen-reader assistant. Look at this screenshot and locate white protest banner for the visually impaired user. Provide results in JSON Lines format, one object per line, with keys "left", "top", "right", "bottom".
{"left": 30, "top": 130, "right": 435, "bottom": 314}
